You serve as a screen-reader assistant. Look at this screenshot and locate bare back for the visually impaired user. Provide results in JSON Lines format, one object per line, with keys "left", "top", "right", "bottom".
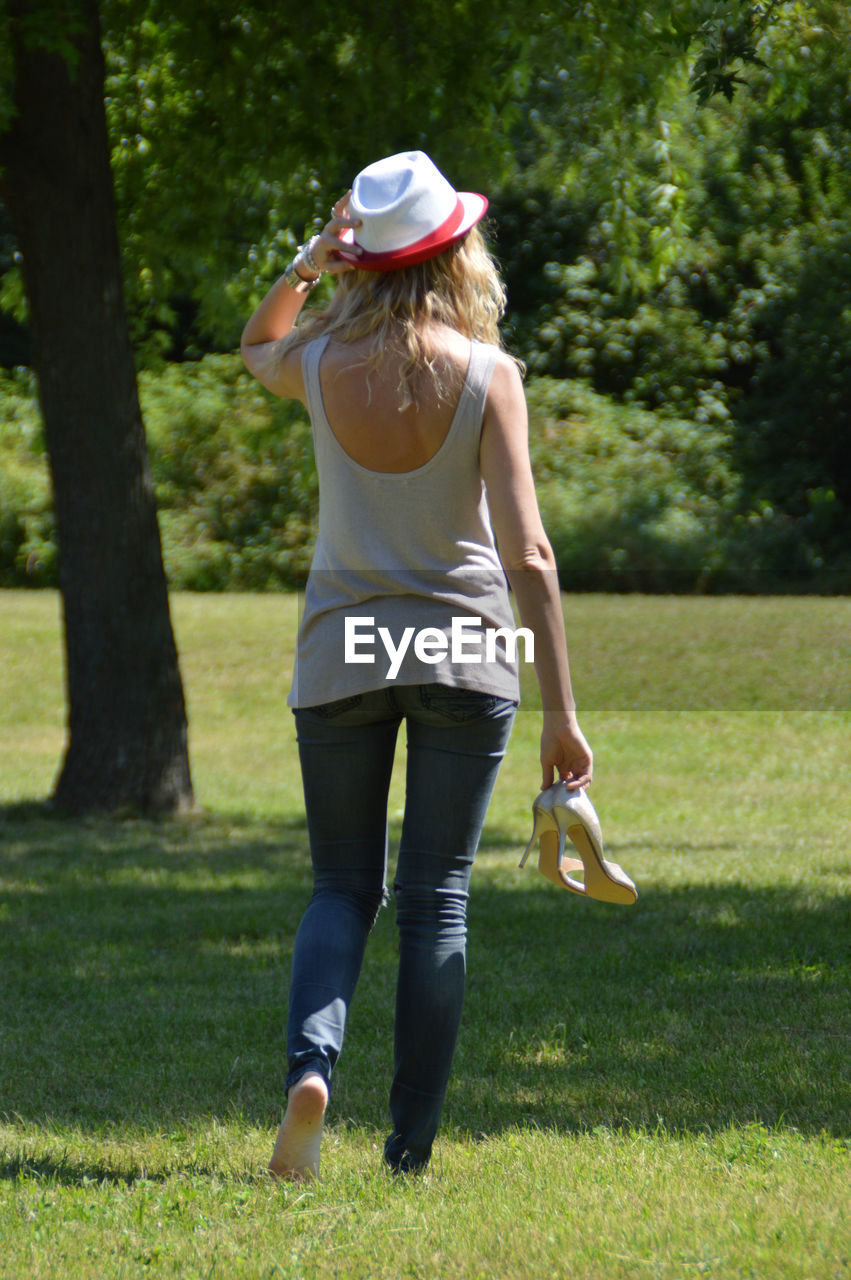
{"left": 315, "top": 327, "right": 473, "bottom": 474}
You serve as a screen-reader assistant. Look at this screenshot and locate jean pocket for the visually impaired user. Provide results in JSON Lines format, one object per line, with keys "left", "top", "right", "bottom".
{"left": 418, "top": 684, "right": 511, "bottom": 723}
{"left": 309, "top": 694, "right": 364, "bottom": 719}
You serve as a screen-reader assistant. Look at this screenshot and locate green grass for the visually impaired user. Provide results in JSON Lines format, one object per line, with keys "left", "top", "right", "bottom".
{"left": 1, "top": 591, "right": 849, "bottom": 1279}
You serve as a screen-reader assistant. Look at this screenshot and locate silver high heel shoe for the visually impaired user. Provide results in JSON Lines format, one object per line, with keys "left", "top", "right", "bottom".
{"left": 519, "top": 781, "right": 638, "bottom": 905}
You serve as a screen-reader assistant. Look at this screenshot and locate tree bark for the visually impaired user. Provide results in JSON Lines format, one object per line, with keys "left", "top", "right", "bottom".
{"left": 0, "top": 1, "right": 194, "bottom": 814}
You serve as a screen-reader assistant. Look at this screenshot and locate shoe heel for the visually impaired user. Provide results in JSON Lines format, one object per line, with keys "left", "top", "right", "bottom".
{"left": 518, "top": 835, "right": 534, "bottom": 869}
{"left": 555, "top": 824, "right": 567, "bottom": 869}
{"left": 519, "top": 797, "right": 553, "bottom": 868}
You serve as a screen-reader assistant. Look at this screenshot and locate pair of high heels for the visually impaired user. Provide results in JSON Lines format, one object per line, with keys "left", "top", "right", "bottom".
{"left": 519, "top": 781, "right": 638, "bottom": 905}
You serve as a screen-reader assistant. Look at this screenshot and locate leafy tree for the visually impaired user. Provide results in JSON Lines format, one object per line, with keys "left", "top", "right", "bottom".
{"left": 0, "top": 0, "right": 799, "bottom": 812}
{"left": 0, "top": 0, "right": 193, "bottom": 813}
{"left": 499, "top": 1, "right": 850, "bottom": 581}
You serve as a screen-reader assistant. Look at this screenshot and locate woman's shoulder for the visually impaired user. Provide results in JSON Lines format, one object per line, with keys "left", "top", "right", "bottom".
{"left": 423, "top": 328, "right": 516, "bottom": 383}
{"left": 484, "top": 346, "right": 525, "bottom": 392}
{"left": 482, "top": 349, "right": 527, "bottom": 435}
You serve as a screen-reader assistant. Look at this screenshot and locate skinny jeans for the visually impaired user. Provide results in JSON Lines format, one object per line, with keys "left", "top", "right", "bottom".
{"left": 286, "top": 683, "right": 516, "bottom": 1173}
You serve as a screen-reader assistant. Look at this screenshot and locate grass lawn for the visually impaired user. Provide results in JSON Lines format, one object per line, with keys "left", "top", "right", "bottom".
{"left": 0, "top": 590, "right": 848, "bottom": 1279}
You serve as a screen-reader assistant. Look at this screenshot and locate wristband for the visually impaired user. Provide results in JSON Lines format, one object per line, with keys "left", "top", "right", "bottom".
{"left": 299, "top": 236, "right": 322, "bottom": 277}
{"left": 283, "top": 257, "right": 321, "bottom": 293}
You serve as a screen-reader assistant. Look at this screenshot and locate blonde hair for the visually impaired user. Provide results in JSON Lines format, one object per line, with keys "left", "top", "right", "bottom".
{"left": 281, "top": 226, "right": 520, "bottom": 409}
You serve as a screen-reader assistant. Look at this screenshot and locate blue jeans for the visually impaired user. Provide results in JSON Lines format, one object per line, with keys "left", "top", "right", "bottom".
{"left": 287, "top": 683, "right": 516, "bottom": 1173}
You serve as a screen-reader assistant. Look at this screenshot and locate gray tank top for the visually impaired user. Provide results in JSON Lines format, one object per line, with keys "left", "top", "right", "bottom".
{"left": 288, "top": 334, "right": 521, "bottom": 707}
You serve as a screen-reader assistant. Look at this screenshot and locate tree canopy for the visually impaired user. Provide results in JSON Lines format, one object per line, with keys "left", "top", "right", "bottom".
{"left": 3, "top": 2, "right": 812, "bottom": 350}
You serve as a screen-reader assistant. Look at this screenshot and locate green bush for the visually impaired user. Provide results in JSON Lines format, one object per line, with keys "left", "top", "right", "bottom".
{"left": 527, "top": 377, "right": 736, "bottom": 591}
{"left": 141, "top": 354, "right": 316, "bottom": 589}
{"left": 0, "top": 370, "right": 56, "bottom": 587}
{"left": 729, "top": 228, "right": 851, "bottom": 527}
{"left": 489, "top": 60, "right": 851, "bottom": 574}
{"left": 526, "top": 375, "right": 849, "bottom": 593}
{"left": 0, "top": 356, "right": 318, "bottom": 591}
{"left": 0, "top": 356, "right": 847, "bottom": 594}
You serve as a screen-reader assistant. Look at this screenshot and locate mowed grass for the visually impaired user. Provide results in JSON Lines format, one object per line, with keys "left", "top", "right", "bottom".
{"left": 0, "top": 590, "right": 848, "bottom": 1280}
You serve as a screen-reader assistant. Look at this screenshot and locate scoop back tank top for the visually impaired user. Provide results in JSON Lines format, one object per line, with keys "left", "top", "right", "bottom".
{"left": 287, "top": 334, "right": 521, "bottom": 707}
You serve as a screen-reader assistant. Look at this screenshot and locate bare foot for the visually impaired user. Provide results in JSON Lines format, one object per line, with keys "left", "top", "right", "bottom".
{"left": 268, "top": 1073, "right": 329, "bottom": 1182}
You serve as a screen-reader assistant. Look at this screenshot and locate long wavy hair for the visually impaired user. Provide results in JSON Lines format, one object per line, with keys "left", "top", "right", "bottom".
{"left": 280, "top": 225, "right": 520, "bottom": 409}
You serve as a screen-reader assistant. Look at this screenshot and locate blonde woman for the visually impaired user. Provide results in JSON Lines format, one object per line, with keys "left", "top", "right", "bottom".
{"left": 241, "top": 152, "right": 592, "bottom": 1179}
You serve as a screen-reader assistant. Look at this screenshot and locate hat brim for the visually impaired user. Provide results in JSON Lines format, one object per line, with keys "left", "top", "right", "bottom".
{"left": 336, "top": 192, "right": 488, "bottom": 272}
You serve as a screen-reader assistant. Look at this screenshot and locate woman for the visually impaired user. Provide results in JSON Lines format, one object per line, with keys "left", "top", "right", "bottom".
{"left": 241, "top": 151, "right": 592, "bottom": 1179}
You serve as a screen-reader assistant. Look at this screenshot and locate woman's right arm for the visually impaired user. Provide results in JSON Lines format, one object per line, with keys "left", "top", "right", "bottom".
{"left": 239, "top": 269, "right": 316, "bottom": 399}
{"left": 240, "top": 196, "right": 361, "bottom": 399}
{"left": 480, "top": 354, "right": 593, "bottom": 791}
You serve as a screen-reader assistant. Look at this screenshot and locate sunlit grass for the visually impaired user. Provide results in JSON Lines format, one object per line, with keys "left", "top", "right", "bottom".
{"left": 0, "top": 590, "right": 848, "bottom": 1279}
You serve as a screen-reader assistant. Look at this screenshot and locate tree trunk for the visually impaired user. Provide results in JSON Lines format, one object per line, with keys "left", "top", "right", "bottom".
{"left": 0, "top": 1, "right": 194, "bottom": 814}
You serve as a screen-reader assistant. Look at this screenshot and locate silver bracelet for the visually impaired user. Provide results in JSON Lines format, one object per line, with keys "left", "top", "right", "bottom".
{"left": 283, "top": 257, "right": 321, "bottom": 293}
{"left": 299, "top": 235, "right": 322, "bottom": 277}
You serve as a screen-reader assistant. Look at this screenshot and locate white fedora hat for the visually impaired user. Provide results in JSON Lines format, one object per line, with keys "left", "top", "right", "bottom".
{"left": 337, "top": 150, "right": 488, "bottom": 271}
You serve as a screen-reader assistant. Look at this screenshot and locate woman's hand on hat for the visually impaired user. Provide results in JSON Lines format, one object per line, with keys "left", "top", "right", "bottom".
{"left": 307, "top": 192, "right": 362, "bottom": 275}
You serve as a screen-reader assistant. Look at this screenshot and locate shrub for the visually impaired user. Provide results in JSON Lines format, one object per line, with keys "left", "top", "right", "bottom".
{"left": 0, "top": 358, "right": 846, "bottom": 593}
{"left": 140, "top": 354, "right": 317, "bottom": 589}
{"left": 0, "top": 369, "right": 56, "bottom": 587}
{"left": 526, "top": 377, "right": 736, "bottom": 591}
{"left": 729, "top": 228, "right": 851, "bottom": 532}
{"left": 0, "top": 356, "right": 318, "bottom": 591}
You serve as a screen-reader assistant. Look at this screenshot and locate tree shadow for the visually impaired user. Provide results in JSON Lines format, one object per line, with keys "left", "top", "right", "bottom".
{"left": 454, "top": 875, "right": 850, "bottom": 1140}
{"left": 0, "top": 807, "right": 848, "bottom": 1149}
{"left": 0, "top": 1150, "right": 225, "bottom": 1188}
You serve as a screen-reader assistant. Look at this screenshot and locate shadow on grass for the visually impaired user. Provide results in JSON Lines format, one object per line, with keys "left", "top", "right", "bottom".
{"left": 1, "top": 805, "right": 848, "bottom": 1154}
{"left": 0, "top": 1150, "right": 241, "bottom": 1188}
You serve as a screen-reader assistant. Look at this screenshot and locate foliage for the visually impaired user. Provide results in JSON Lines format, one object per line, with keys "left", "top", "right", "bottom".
{"left": 0, "top": 368, "right": 55, "bottom": 587}
{"left": 527, "top": 377, "right": 738, "bottom": 591}
{"left": 1, "top": 1, "right": 804, "bottom": 351}
{"left": 96, "top": 0, "right": 553, "bottom": 353}
{"left": 2, "top": 356, "right": 846, "bottom": 594}
{"left": 493, "top": 2, "right": 851, "bottom": 572}
{"left": 686, "top": 0, "right": 779, "bottom": 103}
{"left": 0, "top": 357, "right": 316, "bottom": 589}
{"left": 1, "top": 1, "right": 846, "bottom": 593}
{"left": 143, "top": 357, "right": 317, "bottom": 590}
{"left": 730, "top": 226, "right": 851, "bottom": 520}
